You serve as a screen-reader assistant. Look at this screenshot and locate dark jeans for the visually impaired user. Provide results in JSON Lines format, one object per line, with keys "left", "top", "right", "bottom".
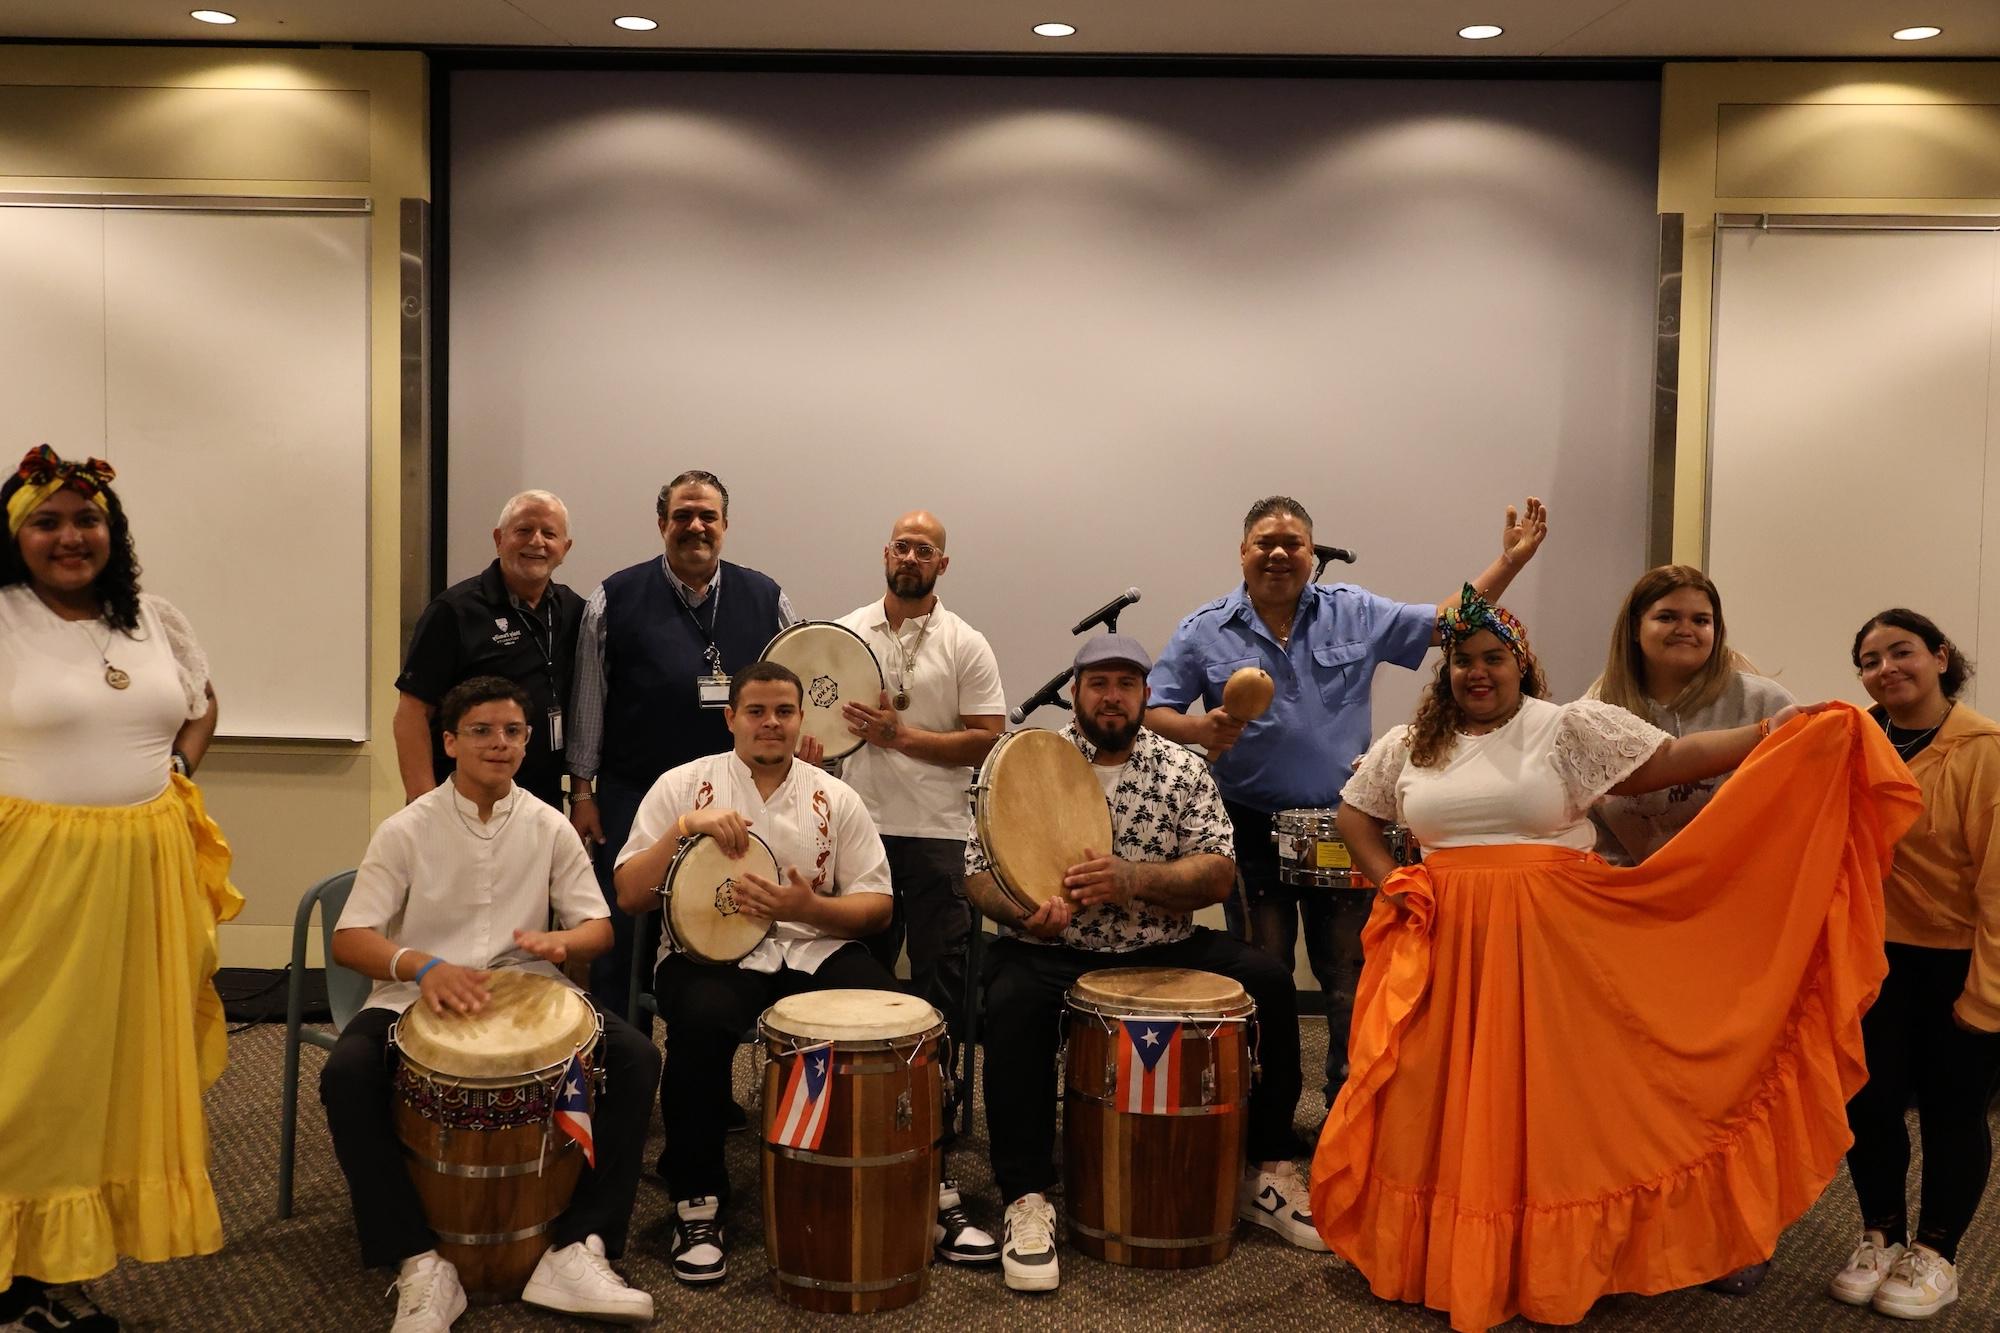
{"left": 653, "top": 942, "right": 896, "bottom": 1201}
{"left": 1845, "top": 943, "right": 2000, "bottom": 1262}
{"left": 319, "top": 1001, "right": 660, "bottom": 1269}
{"left": 1223, "top": 799, "right": 1371, "bottom": 1104}
{"left": 860, "top": 835, "right": 972, "bottom": 1022}
{"left": 584, "top": 775, "right": 647, "bottom": 1021}
{"left": 981, "top": 929, "right": 1305, "bottom": 1205}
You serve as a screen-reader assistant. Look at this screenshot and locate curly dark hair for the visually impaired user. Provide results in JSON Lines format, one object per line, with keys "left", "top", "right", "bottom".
{"left": 1851, "top": 608, "right": 1974, "bottom": 701}
{"left": 1407, "top": 631, "right": 1550, "bottom": 768}
{"left": 1, "top": 475, "right": 144, "bottom": 632}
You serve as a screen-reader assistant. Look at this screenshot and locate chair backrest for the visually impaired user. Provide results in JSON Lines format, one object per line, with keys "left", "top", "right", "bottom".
{"left": 296, "top": 870, "right": 373, "bottom": 1033}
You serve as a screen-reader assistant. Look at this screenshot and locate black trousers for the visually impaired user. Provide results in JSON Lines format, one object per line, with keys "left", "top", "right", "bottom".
{"left": 320, "top": 1001, "right": 660, "bottom": 1269}
{"left": 860, "top": 835, "right": 972, "bottom": 1022}
{"left": 1845, "top": 943, "right": 2000, "bottom": 1262}
{"left": 653, "top": 942, "right": 896, "bottom": 1201}
{"left": 584, "top": 775, "right": 647, "bottom": 1021}
{"left": 981, "top": 929, "right": 1306, "bottom": 1205}
{"left": 1223, "top": 799, "right": 1371, "bottom": 1104}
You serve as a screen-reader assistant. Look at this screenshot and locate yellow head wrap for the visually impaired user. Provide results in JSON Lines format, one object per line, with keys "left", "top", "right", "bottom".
{"left": 6, "top": 445, "right": 116, "bottom": 537}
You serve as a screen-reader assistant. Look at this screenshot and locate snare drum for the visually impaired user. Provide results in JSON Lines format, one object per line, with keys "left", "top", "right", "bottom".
{"left": 759, "top": 989, "right": 946, "bottom": 1313}
{"left": 1273, "top": 807, "right": 1355, "bottom": 887}
{"left": 970, "top": 728, "right": 1112, "bottom": 920}
{"left": 760, "top": 621, "right": 884, "bottom": 760}
{"left": 1063, "top": 968, "right": 1254, "bottom": 1269}
{"left": 659, "top": 831, "right": 779, "bottom": 964}
{"left": 391, "top": 970, "right": 602, "bottom": 1299}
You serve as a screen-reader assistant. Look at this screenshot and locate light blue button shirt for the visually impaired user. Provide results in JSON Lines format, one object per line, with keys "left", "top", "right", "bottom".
{"left": 1148, "top": 582, "right": 1434, "bottom": 812}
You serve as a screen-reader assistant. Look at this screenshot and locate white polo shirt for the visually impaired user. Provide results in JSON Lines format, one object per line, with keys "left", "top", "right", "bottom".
{"left": 834, "top": 596, "right": 1006, "bottom": 839}
{"left": 620, "top": 750, "right": 891, "bottom": 974}
{"left": 339, "top": 781, "right": 607, "bottom": 1014}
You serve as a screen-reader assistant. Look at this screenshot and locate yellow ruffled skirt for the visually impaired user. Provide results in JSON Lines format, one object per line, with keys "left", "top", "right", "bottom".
{"left": 0, "top": 775, "right": 243, "bottom": 1285}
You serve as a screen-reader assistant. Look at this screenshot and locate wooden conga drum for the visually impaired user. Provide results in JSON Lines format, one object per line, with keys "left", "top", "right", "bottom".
{"left": 1063, "top": 967, "right": 1253, "bottom": 1269}
{"left": 759, "top": 989, "right": 945, "bottom": 1313}
{"left": 391, "top": 969, "right": 601, "bottom": 1299}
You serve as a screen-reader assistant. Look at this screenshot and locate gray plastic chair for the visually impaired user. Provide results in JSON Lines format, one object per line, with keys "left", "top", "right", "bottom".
{"left": 277, "top": 869, "right": 373, "bottom": 1219}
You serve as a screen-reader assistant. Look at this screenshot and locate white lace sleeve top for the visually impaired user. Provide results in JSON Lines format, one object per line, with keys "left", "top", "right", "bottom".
{"left": 1339, "top": 697, "right": 1669, "bottom": 851}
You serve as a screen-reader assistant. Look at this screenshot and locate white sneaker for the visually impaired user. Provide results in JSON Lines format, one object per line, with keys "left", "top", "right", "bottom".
{"left": 934, "top": 1179, "right": 1000, "bottom": 1264}
{"left": 1872, "top": 1245, "right": 1959, "bottom": 1320}
{"left": 1000, "top": 1193, "right": 1060, "bottom": 1292}
{"left": 522, "top": 1234, "right": 655, "bottom": 1324}
{"left": 1238, "top": 1161, "right": 1329, "bottom": 1251}
{"left": 668, "top": 1196, "right": 727, "bottom": 1285}
{"left": 1829, "top": 1231, "right": 1908, "bottom": 1306}
{"left": 387, "top": 1252, "right": 465, "bottom": 1333}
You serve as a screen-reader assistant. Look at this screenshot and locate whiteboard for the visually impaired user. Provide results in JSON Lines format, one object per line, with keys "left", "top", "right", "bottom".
{"left": 446, "top": 72, "right": 1662, "bottom": 726}
{"left": 1708, "top": 226, "right": 2000, "bottom": 712}
{"left": 0, "top": 201, "right": 370, "bottom": 740}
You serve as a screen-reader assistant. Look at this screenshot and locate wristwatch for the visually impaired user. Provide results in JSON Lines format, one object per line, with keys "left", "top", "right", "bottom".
{"left": 170, "top": 751, "right": 190, "bottom": 777}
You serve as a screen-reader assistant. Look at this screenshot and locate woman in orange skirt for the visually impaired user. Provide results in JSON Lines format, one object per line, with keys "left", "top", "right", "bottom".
{"left": 1311, "top": 587, "right": 1919, "bottom": 1333}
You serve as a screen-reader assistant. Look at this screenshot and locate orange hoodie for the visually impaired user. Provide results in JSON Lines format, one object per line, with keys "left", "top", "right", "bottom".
{"left": 1879, "top": 702, "right": 2000, "bottom": 1031}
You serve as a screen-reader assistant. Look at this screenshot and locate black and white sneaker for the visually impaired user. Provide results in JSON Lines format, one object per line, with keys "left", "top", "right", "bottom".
{"left": 1238, "top": 1161, "right": 1328, "bottom": 1251}
{"left": 669, "top": 1196, "right": 728, "bottom": 1285}
{"left": 1000, "top": 1193, "right": 1060, "bottom": 1292}
{"left": 2, "top": 1283, "right": 121, "bottom": 1332}
{"left": 933, "top": 1179, "right": 999, "bottom": 1264}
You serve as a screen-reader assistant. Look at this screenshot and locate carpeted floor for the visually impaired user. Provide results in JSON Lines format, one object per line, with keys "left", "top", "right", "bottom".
{"left": 79, "top": 1018, "right": 1997, "bottom": 1331}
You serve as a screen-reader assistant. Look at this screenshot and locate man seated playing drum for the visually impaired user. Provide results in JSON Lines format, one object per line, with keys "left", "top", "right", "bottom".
{"left": 321, "top": 676, "right": 660, "bottom": 1333}
{"left": 970, "top": 634, "right": 1325, "bottom": 1294}
{"left": 615, "top": 660, "right": 981, "bottom": 1285}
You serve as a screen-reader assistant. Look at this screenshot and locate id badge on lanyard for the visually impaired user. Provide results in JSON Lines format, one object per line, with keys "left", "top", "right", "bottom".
{"left": 698, "top": 644, "right": 730, "bottom": 708}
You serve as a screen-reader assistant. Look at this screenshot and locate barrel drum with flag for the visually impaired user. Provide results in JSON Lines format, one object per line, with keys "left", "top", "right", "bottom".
{"left": 1062, "top": 967, "right": 1254, "bottom": 1269}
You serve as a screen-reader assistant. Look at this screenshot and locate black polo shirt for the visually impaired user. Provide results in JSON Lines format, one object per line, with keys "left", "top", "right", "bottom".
{"left": 395, "top": 559, "right": 583, "bottom": 807}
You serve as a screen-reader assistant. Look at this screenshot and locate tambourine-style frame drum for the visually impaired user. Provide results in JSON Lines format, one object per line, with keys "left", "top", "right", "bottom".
{"left": 758, "top": 990, "right": 947, "bottom": 1313}
{"left": 759, "top": 621, "right": 884, "bottom": 761}
{"left": 1062, "top": 968, "right": 1254, "bottom": 1269}
{"left": 660, "top": 830, "right": 779, "bottom": 964}
{"left": 390, "top": 970, "right": 603, "bottom": 1299}
{"left": 970, "top": 728, "right": 1113, "bottom": 918}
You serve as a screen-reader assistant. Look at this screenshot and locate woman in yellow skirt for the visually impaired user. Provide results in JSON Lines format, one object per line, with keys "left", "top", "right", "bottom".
{"left": 0, "top": 447, "right": 242, "bottom": 1331}
{"left": 1312, "top": 588, "right": 1919, "bottom": 1333}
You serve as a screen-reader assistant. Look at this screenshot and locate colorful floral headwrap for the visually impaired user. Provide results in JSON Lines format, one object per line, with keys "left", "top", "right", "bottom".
{"left": 6, "top": 445, "right": 116, "bottom": 538}
{"left": 1437, "top": 583, "right": 1531, "bottom": 667}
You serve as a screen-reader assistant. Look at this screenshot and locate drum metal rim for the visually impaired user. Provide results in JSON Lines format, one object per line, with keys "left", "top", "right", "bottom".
{"left": 659, "top": 829, "right": 778, "bottom": 964}
{"left": 1062, "top": 1217, "right": 1237, "bottom": 1250}
{"left": 771, "top": 1268, "right": 925, "bottom": 1294}
{"left": 390, "top": 1013, "right": 602, "bottom": 1089}
{"left": 764, "top": 1142, "right": 938, "bottom": 1168}
{"left": 1064, "top": 996, "right": 1256, "bottom": 1024}
{"left": 1063, "top": 1089, "right": 1245, "bottom": 1117}
{"left": 432, "top": 1220, "right": 554, "bottom": 1247}
{"left": 756, "top": 1020, "right": 947, "bottom": 1054}
{"left": 402, "top": 1142, "right": 579, "bottom": 1179}
{"left": 969, "top": 728, "right": 1074, "bottom": 917}
{"left": 759, "top": 620, "right": 883, "bottom": 761}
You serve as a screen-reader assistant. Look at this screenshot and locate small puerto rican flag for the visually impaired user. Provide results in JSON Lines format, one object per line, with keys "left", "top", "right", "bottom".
{"left": 552, "top": 1053, "right": 595, "bottom": 1168}
{"left": 768, "top": 1041, "right": 835, "bottom": 1150}
{"left": 1116, "top": 1018, "right": 1183, "bottom": 1114}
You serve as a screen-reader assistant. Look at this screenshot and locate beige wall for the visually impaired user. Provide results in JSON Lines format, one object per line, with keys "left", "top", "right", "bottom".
{"left": 1660, "top": 61, "right": 2000, "bottom": 563}
{"left": 0, "top": 46, "right": 428, "bottom": 965}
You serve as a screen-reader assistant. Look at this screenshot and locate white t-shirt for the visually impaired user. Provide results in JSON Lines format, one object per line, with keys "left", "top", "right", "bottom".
{"left": 834, "top": 597, "right": 1006, "bottom": 839}
{"left": 338, "top": 780, "right": 607, "bottom": 1014}
{"left": 0, "top": 585, "right": 211, "bottom": 806}
{"left": 1341, "top": 697, "right": 1669, "bottom": 851}
{"left": 619, "top": 750, "right": 892, "bottom": 974}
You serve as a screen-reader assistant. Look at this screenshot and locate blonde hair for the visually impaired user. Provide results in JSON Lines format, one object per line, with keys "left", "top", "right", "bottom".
{"left": 1597, "top": 565, "right": 1739, "bottom": 719}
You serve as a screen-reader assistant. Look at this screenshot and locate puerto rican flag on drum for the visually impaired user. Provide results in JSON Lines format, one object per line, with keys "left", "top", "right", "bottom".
{"left": 1115, "top": 1018, "right": 1183, "bottom": 1114}
{"left": 769, "top": 1041, "right": 835, "bottom": 1150}
{"left": 553, "top": 1053, "right": 595, "bottom": 1168}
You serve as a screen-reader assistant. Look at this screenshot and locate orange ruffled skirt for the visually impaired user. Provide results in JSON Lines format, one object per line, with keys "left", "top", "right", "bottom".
{"left": 1309, "top": 705, "right": 1920, "bottom": 1333}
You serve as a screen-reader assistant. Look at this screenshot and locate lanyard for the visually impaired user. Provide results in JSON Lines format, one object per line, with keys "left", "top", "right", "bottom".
{"left": 671, "top": 563, "right": 726, "bottom": 671}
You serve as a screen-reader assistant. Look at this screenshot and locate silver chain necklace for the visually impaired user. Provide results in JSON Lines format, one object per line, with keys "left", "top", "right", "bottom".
{"left": 889, "top": 615, "right": 933, "bottom": 711}
{"left": 1886, "top": 708, "right": 1950, "bottom": 761}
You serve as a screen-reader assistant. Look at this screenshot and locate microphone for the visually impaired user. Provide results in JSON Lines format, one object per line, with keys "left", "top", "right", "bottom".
{"left": 1009, "top": 668, "right": 1075, "bottom": 725}
{"left": 1314, "top": 543, "right": 1357, "bottom": 565}
{"left": 1071, "top": 587, "right": 1141, "bottom": 637}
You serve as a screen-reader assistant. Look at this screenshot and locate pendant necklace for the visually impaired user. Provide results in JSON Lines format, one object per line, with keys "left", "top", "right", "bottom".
{"left": 77, "top": 618, "right": 130, "bottom": 690}
{"left": 890, "top": 616, "right": 933, "bottom": 711}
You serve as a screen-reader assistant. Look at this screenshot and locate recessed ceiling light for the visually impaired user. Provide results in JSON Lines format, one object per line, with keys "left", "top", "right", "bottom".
{"left": 1033, "top": 22, "right": 1076, "bottom": 37}
{"left": 189, "top": 8, "right": 237, "bottom": 22}
{"left": 1892, "top": 25, "right": 1942, "bottom": 41}
{"left": 1458, "top": 24, "right": 1504, "bottom": 40}
{"left": 613, "top": 15, "right": 659, "bottom": 31}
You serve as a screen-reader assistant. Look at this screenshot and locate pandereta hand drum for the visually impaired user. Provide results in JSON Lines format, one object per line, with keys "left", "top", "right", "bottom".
{"left": 970, "top": 728, "right": 1113, "bottom": 919}
{"left": 660, "top": 830, "right": 779, "bottom": 964}
{"left": 759, "top": 621, "right": 884, "bottom": 761}
{"left": 1063, "top": 968, "right": 1254, "bottom": 1269}
{"left": 391, "top": 969, "right": 602, "bottom": 1299}
{"left": 759, "top": 989, "right": 946, "bottom": 1313}
{"left": 1272, "top": 807, "right": 1358, "bottom": 887}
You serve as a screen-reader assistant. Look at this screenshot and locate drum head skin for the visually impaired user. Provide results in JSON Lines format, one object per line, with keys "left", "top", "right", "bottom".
{"left": 1070, "top": 967, "right": 1251, "bottom": 1017}
{"left": 668, "top": 832, "right": 780, "bottom": 964}
{"left": 760, "top": 621, "right": 884, "bottom": 760}
{"left": 396, "top": 969, "right": 597, "bottom": 1077}
{"left": 976, "top": 729, "right": 1113, "bottom": 915}
{"left": 763, "top": 988, "right": 942, "bottom": 1042}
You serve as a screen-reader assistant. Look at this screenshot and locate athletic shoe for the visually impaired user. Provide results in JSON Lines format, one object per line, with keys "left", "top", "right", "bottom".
{"left": 1238, "top": 1161, "right": 1328, "bottom": 1251}
{"left": 933, "top": 1179, "right": 1000, "bottom": 1264}
{"left": 1705, "top": 1259, "right": 1771, "bottom": 1295}
{"left": 1829, "top": 1231, "right": 1908, "bottom": 1306}
{"left": 1000, "top": 1193, "right": 1060, "bottom": 1292}
{"left": 1873, "top": 1245, "right": 1959, "bottom": 1320}
{"left": 389, "top": 1252, "right": 465, "bottom": 1333}
{"left": 2, "top": 1283, "right": 120, "bottom": 1332}
{"left": 669, "top": 1195, "right": 728, "bottom": 1285}
{"left": 522, "top": 1234, "right": 654, "bottom": 1323}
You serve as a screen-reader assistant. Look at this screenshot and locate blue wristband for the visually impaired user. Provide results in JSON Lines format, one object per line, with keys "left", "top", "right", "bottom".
{"left": 414, "top": 957, "right": 442, "bottom": 984}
